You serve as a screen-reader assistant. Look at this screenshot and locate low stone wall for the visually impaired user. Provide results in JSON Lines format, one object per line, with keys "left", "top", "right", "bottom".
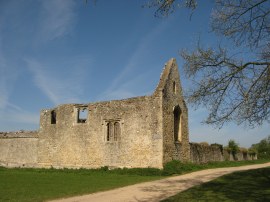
{"left": 0, "top": 131, "right": 38, "bottom": 168}
{"left": 223, "top": 149, "right": 234, "bottom": 161}
{"left": 190, "top": 143, "right": 224, "bottom": 163}
{"left": 190, "top": 143, "right": 258, "bottom": 164}
{"left": 0, "top": 129, "right": 258, "bottom": 168}
{"left": 223, "top": 149, "right": 258, "bottom": 161}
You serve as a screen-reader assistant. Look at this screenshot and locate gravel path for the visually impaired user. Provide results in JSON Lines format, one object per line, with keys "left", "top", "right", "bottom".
{"left": 49, "top": 162, "right": 270, "bottom": 202}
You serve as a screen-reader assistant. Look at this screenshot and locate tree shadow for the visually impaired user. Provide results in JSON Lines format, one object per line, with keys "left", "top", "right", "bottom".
{"left": 162, "top": 167, "right": 270, "bottom": 201}
{"left": 131, "top": 170, "right": 232, "bottom": 202}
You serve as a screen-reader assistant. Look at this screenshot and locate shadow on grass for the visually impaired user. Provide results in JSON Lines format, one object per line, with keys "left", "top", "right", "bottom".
{"left": 162, "top": 167, "right": 270, "bottom": 201}
{"left": 132, "top": 170, "right": 233, "bottom": 202}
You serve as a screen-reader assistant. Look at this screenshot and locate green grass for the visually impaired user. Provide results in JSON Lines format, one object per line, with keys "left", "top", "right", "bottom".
{"left": 162, "top": 159, "right": 270, "bottom": 175}
{"left": 0, "top": 159, "right": 269, "bottom": 202}
{"left": 163, "top": 167, "right": 270, "bottom": 201}
{"left": 0, "top": 167, "right": 163, "bottom": 202}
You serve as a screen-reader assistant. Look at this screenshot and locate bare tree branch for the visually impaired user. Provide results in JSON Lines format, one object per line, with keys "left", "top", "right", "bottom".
{"left": 212, "top": 0, "right": 270, "bottom": 48}
{"left": 145, "top": 0, "right": 270, "bottom": 128}
{"left": 143, "top": 0, "right": 197, "bottom": 17}
{"left": 181, "top": 45, "right": 270, "bottom": 127}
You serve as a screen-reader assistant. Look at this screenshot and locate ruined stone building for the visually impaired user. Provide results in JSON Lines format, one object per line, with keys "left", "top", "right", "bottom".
{"left": 0, "top": 58, "right": 255, "bottom": 169}
{"left": 0, "top": 58, "right": 190, "bottom": 169}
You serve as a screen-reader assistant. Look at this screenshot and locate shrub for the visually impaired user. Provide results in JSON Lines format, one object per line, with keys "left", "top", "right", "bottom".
{"left": 199, "top": 142, "right": 209, "bottom": 146}
{"left": 228, "top": 140, "right": 240, "bottom": 159}
{"left": 248, "top": 148, "right": 257, "bottom": 155}
{"left": 211, "top": 143, "right": 224, "bottom": 153}
{"left": 163, "top": 160, "right": 183, "bottom": 175}
{"left": 162, "top": 160, "right": 201, "bottom": 175}
{"left": 111, "top": 167, "right": 162, "bottom": 176}
{"left": 240, "top": 147, "right": 248, "bottom": 154}
{"left": 100, "top": 166, "right": 109, "bottom": 171}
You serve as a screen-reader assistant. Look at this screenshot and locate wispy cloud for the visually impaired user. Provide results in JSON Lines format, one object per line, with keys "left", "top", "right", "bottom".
{"left": 96, "top": 72, "right": 150, "bottom": 101}
{"left": 0, "top": 60, "right": 9, "bottom": 109}
{"left": 98, "top": 20, "right": 171, "bottom": 101}
{"left": 38, "top": 0, "right": 76, "bottom": 42}
{"left": 0, "top": 41, "right": 19, "bottom": 110}
{"left": 0, "top": 0, "right": 77, "bottom": 107}
{"left": 25, "top": 58, "right": 90, "bottom": 105}
{"left": 0, "top": 103, "right": 39, "bottom": 125}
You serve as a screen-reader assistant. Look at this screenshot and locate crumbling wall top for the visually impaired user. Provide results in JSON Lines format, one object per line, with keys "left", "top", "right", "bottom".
{"left": 0, "top": 130, "right": 38, "bottom": 139}
{"left": 153, "top": 58, "right": 177, "bottom": 96}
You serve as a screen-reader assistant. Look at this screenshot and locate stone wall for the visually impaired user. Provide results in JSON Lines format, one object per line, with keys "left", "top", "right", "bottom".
{"left": 223, "top": 149, "right": 258, "bottom": 161}
{"left": 2, "top": 59, "right": 186, "bottom": 169}
{"left": 190, "top": 143, "right": 258, "bottom": 164}
{"left": 36, "top": 58, "right": 188, "bottom": 169}
{"left": 0, "top": 58, "right": 257, "bottom": 169}
{"left": 190, "top": 143, "right": 224, "bottom": 163}
{"left": 0, "top": 131, "right": 38, "bottom": 167}
{"left": 223, "top": 149, "right": 234, "bottom": 161}
{"left": 154, "top": 59, "right": 190, "bottom": 164}
{"left": 38, "top": 95, "right": 164, "bottom": 169}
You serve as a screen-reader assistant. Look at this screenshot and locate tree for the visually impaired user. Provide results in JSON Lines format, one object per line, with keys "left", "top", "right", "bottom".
{"left": 147, "top": 0, "right": 270, "bottom": 128}
{"left": 251, "top": 135, "right": 270, "bottom": 159}
{"left": 228, "top": 139, "right": 239, "bottom": 158}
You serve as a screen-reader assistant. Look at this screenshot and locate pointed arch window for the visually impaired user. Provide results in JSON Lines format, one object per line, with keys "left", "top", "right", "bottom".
{"left": 114, "top": 122, "right": 120, "bottom": 141}
{"left": 105, "top": 120, "right": 121, "bottom": 142}
{"left": 173, "top": 81, "right": 176, "bottom": 94}
{"left": 173, "top": 105, "right": 182, "bottom": 142}
{"left": 106, "top": 122, "right": 113, "bottom": 141}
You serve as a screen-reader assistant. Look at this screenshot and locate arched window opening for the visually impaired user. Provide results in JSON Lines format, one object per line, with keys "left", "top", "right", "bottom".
{"left": 106, "top": 122, "right": 113, "bottom": 141}
{"left": 173, "top": 81, "right": 176, "bottom": 94}
{"left": 114, "top": 122, "right": 120, "bottom": 141}
{"left": 173, "top": 105, "right": 182, "bottom": 142}
{"left": 106, "top": 120, "right": 121, "bottom": 142}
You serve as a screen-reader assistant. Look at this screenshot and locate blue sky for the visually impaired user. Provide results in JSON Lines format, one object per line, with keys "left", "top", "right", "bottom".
{"left": 0, "top": 0, "right": 269, "bottom": 147}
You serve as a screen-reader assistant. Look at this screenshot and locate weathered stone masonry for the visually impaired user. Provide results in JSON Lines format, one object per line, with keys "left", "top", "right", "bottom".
{"left": 0, "top": 58, "right": 257, "bottom": 169}
{"left": 0, "top": 131, "right": 38, "bottom": 167}
{"left": 0, "top": 58, "right": 190, "bottom": 169}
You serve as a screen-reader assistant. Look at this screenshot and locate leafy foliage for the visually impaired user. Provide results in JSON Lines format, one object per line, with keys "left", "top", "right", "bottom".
{"left": 228, "top": 139, "right": 239, "bottom": 157}
{"left": 162, "top": 160, "right": 197, "bottom": 175}
{"left": 251, "top": 135, "right": 270, "bottom": 159}
{"left": 162, "top": 159, "right": 269, "bottom": 175}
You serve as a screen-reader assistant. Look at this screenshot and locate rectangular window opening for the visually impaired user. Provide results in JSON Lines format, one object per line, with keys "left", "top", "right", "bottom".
{"left": 77, "top": 108, "right": 88, "bottom": 123}
{"left": 51, "top": 110, "right": 56, "bottom": 124}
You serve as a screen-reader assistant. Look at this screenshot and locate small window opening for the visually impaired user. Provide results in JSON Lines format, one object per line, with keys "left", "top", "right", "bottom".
{"left": 106, "top": 122, "right": 111, "bottom": 141}
{"left": 51, "top": 110, "right": 56, "bottom": 124}
{"left": 114, "top": 122, "right": 120, "bottom": 141}
{"left": 77, "top": 108, "right": 88, "bottom": 123}
{"left": 106, "top": 121, "right": 121, "bottom": 142}
{"left": 173, "top": 81, "right": 176, "bottom": 94}
{"left": 173, "top": 105, "right": 181, "bottom": 142}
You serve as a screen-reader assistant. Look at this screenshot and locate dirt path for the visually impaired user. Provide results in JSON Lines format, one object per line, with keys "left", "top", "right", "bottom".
{"left": 50, "top": 162, "right": 270, "bottom": 202}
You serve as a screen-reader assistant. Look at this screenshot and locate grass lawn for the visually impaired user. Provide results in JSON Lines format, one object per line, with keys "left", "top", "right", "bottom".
{"left": 0, "top": 167, "right": 163, "bottom": 202}
{"left": 162, "top": 159, "right": 270, "bottom": 175}
{"left": 163, "top": 167, "right": 270, "bottom": 201}
{"left": 1, "top": 160, "right": 269, "bottom": 202}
